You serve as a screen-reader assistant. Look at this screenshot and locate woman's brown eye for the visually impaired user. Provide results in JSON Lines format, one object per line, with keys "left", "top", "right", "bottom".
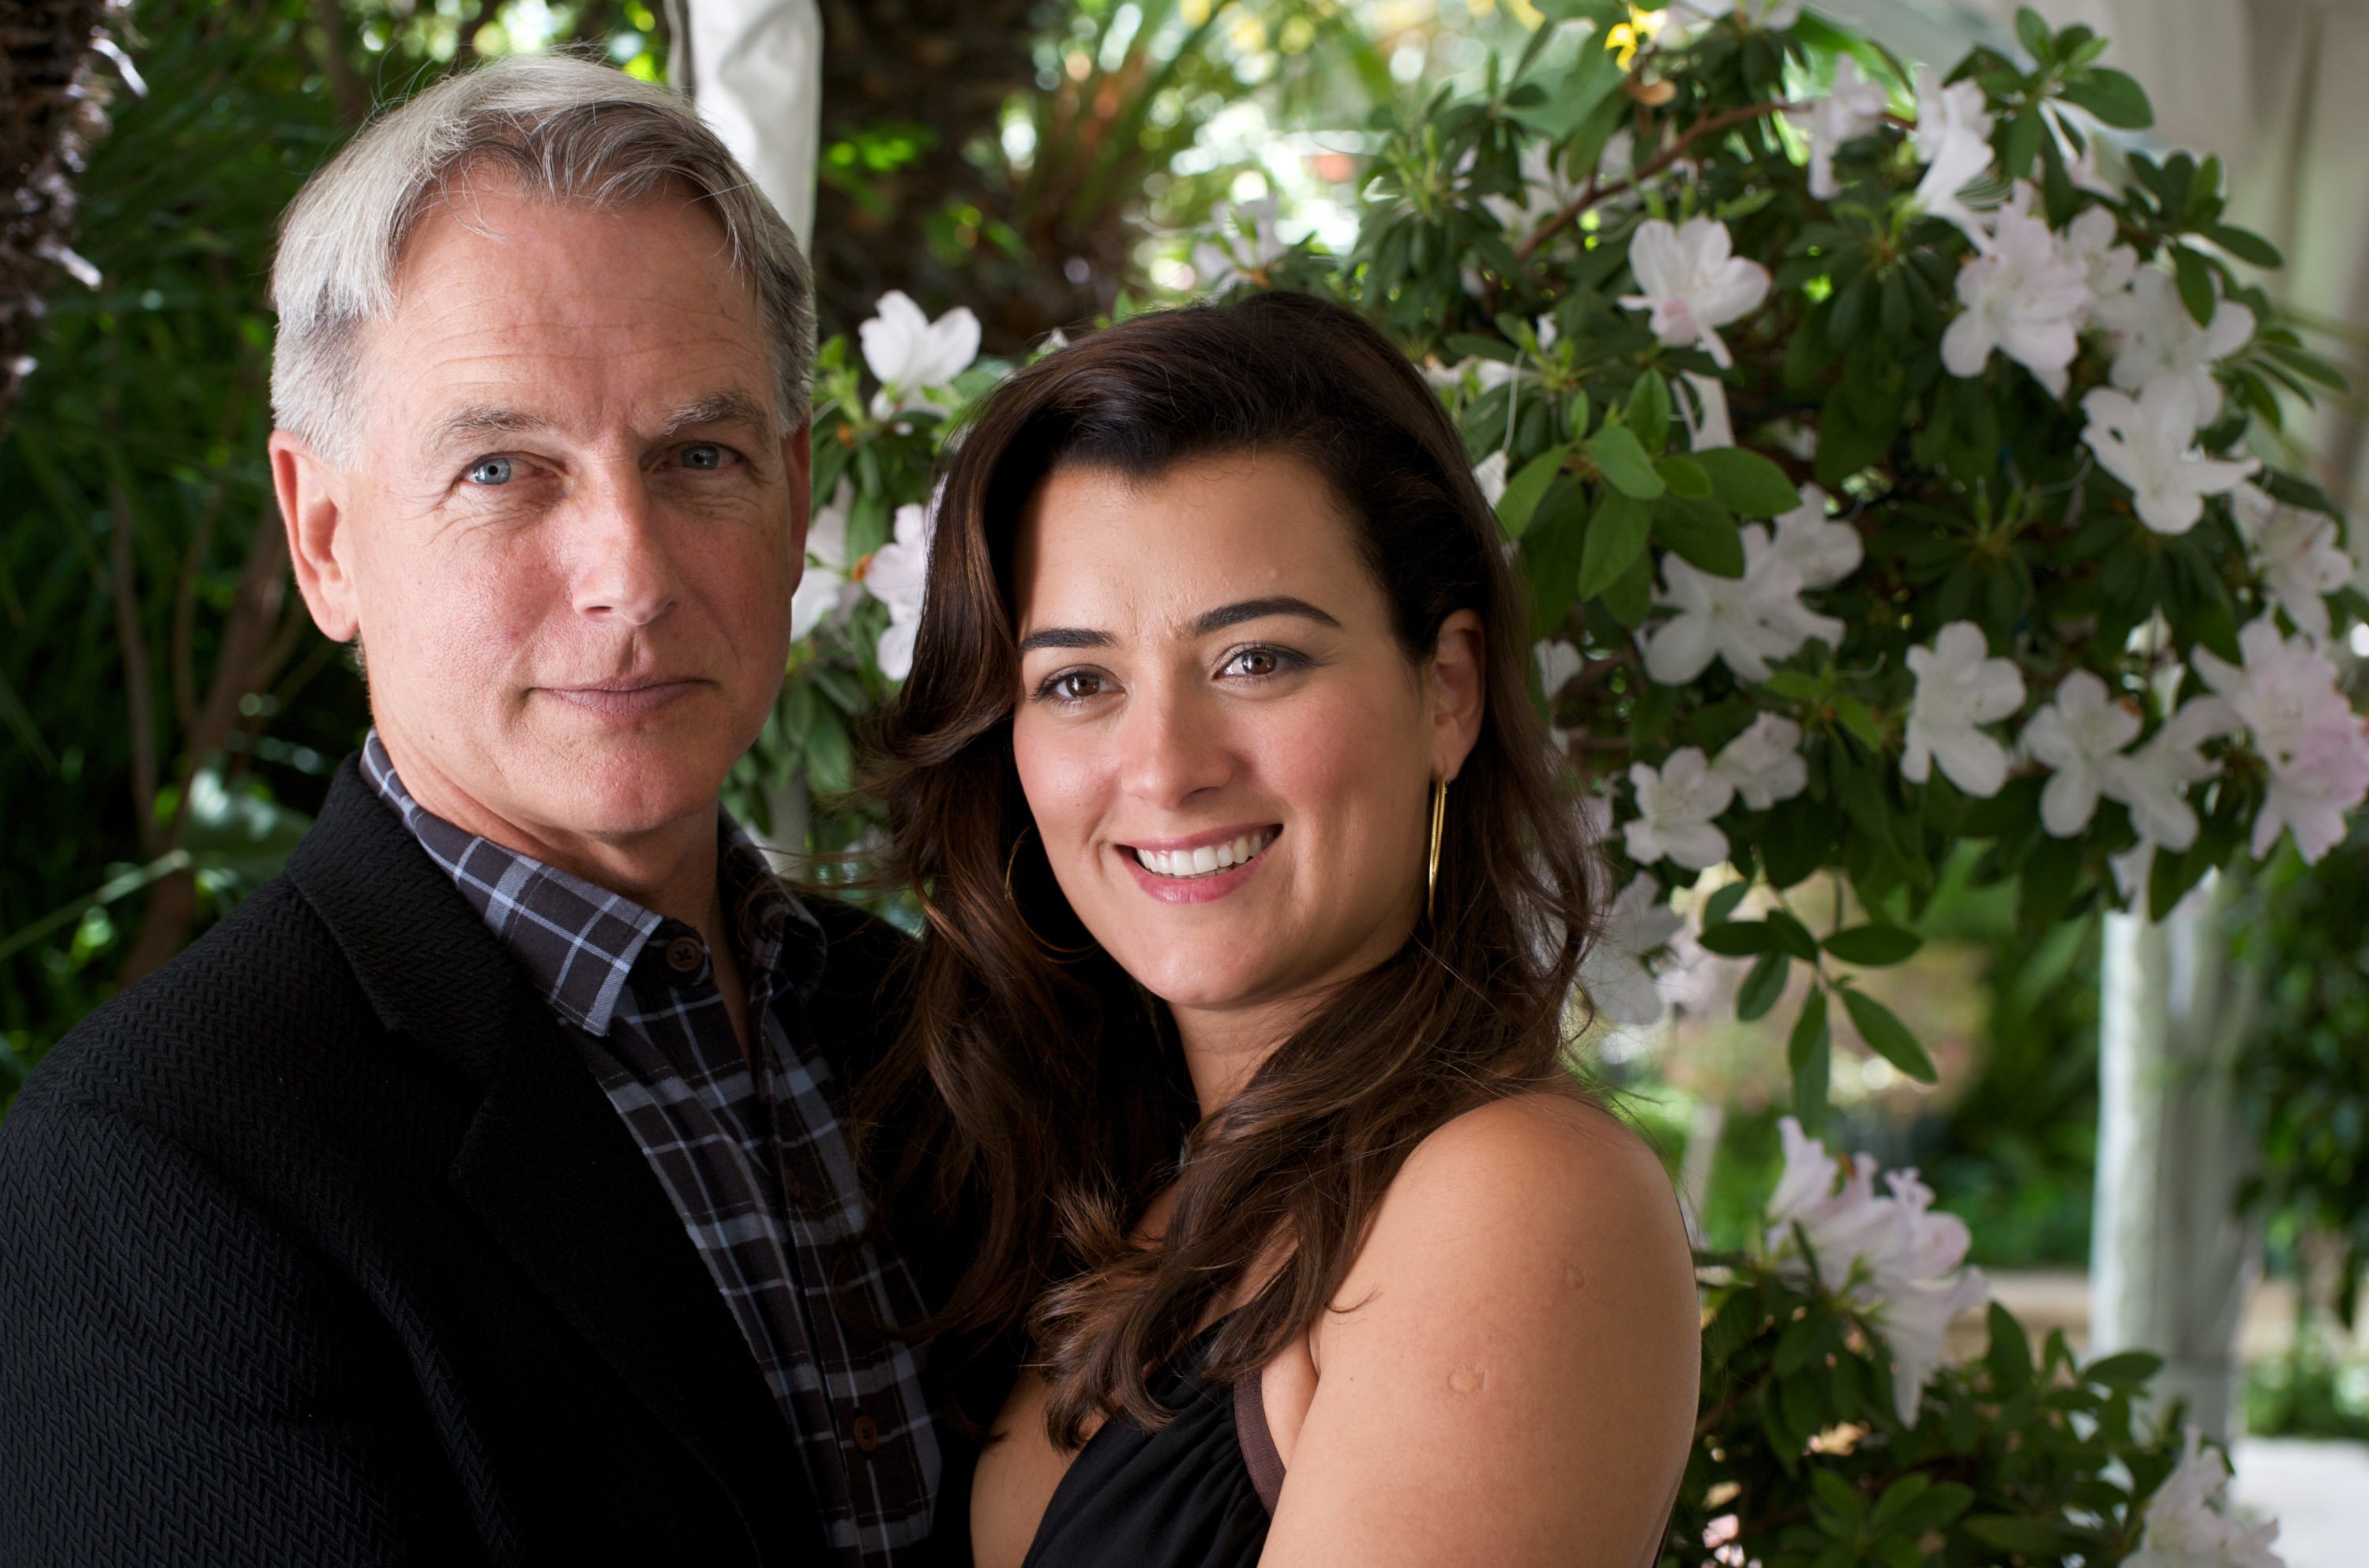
{"left": 1229, "top": 649, "right": 1281, "bottom": 677}
{"left": 1055, "top": 672, "right": 1102, "bottom": 700}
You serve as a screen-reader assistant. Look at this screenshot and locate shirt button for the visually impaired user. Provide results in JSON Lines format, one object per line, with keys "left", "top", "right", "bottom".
{"left": 852, "top": 1415, "right": 879, "bottom": 1454}
{"left": 664, "top": 935, "right": 704, "bottom": 974}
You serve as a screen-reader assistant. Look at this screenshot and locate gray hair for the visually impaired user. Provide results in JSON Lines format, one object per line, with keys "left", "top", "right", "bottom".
{"left": 270, "top": 52, "right": 814, "bottom": 464}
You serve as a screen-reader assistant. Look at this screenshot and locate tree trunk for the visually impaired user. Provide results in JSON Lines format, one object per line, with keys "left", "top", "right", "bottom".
{"left": 2090, "top": 878, "right": 2265, "bottom": 1440}
{"left": 0, "top": 0, "right": 115, "bottom": 418}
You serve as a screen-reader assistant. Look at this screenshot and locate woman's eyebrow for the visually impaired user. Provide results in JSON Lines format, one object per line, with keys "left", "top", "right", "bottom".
{"left": 1016, "top": 626, "right": 1116, "bottom": 655}
{"left": 1190, "top": 596, "right": 1342, "bottom": 635}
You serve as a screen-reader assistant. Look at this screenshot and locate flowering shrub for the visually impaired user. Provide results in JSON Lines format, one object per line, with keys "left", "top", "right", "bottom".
{"left": 1683, "top": 1120, "right": 2279, "bottom": 1568}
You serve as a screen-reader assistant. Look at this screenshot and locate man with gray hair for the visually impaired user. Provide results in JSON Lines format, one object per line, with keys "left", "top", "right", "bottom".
{"left": 0, "top": 54, "right": 966, "bottom": 1566}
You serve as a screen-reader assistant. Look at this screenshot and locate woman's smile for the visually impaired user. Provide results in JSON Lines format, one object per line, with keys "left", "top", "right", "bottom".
{"left": 1117, "top": 825, "right": 1282, "bottom": 903}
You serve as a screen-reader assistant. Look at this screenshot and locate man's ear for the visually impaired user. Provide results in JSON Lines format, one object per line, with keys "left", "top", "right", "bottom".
{"left": 782, "top": 418, "right": 814, "bottom": 558}
{"left": 269, "top": 430, "right": 360, "bottom": 643}
{"left": 1430, "top": 608, "right": 1488, "bottom": 782}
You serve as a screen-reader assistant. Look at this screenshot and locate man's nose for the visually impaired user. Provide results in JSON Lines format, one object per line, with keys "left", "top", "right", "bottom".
{"left": 1117, "top": 679, "right": 1236, "bottom": 808}
{"left": 568, "top": 468, "right": 680, "bottom": 628}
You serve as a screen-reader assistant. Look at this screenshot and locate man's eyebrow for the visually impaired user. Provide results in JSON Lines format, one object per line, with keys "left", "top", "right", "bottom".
{"left": 423, "top": 402, "right": 546, "bottom": 455}
{"left": 658, "top": 391, "right": 772, "bottom": 438}
{"left": 1016, "top": 627, "right": 1117, "bottom": 655}
{"left": 1189, "top": 596, "right": 1342, "bottom": 636}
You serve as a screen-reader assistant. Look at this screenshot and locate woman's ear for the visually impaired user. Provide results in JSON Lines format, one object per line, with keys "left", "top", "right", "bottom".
{"left": 1429, "top": 608, "right": 1487, "bottom": 782}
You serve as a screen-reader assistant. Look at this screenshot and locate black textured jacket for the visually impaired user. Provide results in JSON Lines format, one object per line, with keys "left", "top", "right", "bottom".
{"left": 0, "top": 757, "right": 959, "bottom": 1566}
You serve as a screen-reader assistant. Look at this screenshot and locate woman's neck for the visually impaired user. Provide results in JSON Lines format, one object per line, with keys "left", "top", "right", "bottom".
{"left": 1171, "top": 995, "right": 1320, "bottom": 1118}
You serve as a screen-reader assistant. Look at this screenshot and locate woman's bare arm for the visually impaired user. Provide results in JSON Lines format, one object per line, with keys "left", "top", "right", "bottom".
{"left": 1257, "top": 1093, "right": 1699, "bottom": 1567}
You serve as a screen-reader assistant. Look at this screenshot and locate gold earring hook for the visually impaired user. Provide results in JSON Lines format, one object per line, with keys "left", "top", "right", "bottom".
{"left": 1427, "top": 776, "right": 1448, "bottom": 924}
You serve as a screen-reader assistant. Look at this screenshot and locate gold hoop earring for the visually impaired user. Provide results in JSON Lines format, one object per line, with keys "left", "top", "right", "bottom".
{"left": 1426, "top": 776, "right": 1448, "bottom": 923}
{"left": 1004, "top": 826, "right": 1098, "bottom": 961}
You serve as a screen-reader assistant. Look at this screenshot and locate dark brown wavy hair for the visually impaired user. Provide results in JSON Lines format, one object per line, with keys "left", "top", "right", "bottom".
{"left": 858, "top": 291, "right": 1598, "bottom": 1446}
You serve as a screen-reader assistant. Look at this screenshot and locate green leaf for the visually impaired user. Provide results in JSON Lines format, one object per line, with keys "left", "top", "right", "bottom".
{"left": 1839, "top": 988, "right": 1939, "bottom": 1082}
{"left": 1577, "top": 491, "right": 1653, "bottom": 601}
{"left": 2003, "top": 108, "right": 2046, "bottom": 179}
{"left": 1601, "top": 545, "right": 1655, "bottom": 627}
{"left": 1691, "top": 447, "right": 1800, "bottom": 517}
{"left": 2014, "top": 6, "right": 2053, "bottom": 63}
{"left": 1586, "top": 425, "right": 1667, "bottom": 499}
{"left": 1699, "top": 920, "right": 1778, "bottom": 958}
{"left": 1737, "top": 951, "right": 1790, "bottom": 1021}
{"left": 1497, "top": 444, "right": 1569, "bottom": 537}
{"left": 1703, "top": 879, "right": 1751, "bottom": 928}
{"left": 1655, "top": 454, "right": 1711, "bottom": 499}
{"left": 1821, "top": 924, "right": 1923, "bottom": 966}
{"left": 1986, "top": 1302, "right": 2034, "bottom": 1395}
{"left": 1790, "top": 989, "right": 1831, "bottom": 1133}
{"left": 1628, "top": 370, "right": 1672, "bottom": 455}
{"left": 1832, "top": 693, "right": 1884, "bottom": 752}
{"left": 1766, "top": 909, "right": 1820, "bottom": 962}
{"left": 2172, "top": 246, "right": 2218, "bottom": 327}
{"left": 2084, "top": 1349, "right": 2164, "bottom": 1386}
{"left": 1653, "top": 496, "right": 1746, "bottom": 577}
{"left": 2059, "top": 66, "right": 2153, "bottom": 129}
{"left": 2208, "top": 223, "right": 2284, "bottom": 269}
{"left": 1963, "top": 1517, "right": 2076, "bottom": 1555}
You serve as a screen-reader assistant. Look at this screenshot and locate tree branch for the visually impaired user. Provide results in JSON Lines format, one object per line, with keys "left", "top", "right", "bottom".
{"left": 1515, "top": 100, "right": 1799, "bottom": 263}
{"left": 107, "top": 480, "right": 160, "bottom": 857}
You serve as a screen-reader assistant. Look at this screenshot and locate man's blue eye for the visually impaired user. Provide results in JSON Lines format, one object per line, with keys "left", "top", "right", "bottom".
{"left": 466, "top": 456, "right": 513, "bottom": 486}
{"left": 681, "top": 443, "right": 725, "bottom": 471}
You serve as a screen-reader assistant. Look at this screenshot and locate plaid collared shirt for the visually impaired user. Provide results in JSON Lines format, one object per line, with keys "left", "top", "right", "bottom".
{"left": 362, "top": 733, "right": 940, "bottom": 1565}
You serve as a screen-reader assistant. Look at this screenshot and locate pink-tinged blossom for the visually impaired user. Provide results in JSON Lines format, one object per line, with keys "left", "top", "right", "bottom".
{"left": 1714, "top": 712, "right": 1809, "bottom": 809}
{"left": 1643, "top": 527, "right": 1841, "bottom": 685}
{"left": 2020, "top": 670, "right": 2142, "bottom": 836}
{"left": 2100, "top": 268, "right": 2256, "bottom": 422}
{"left": 1620, "top": 217, "right": 1771, "bottom": 369}
{"left": 1788, "top": 54, "right": 1888, "bottom": 201}
{"left": 1624, "top": 748, "right": 1735, "bottom": 871}
{"left": 862, "top": 501, "right": 933, "bottom": 680}
{"left": 2100, "top": 696, "right": 2236, "bottom": 855}
{"left": 2128, "top": 1428, "right": 2285, "bottom": 1568}
{"left": 1579, "top": 872, "right": 1688, "bottom": 1026}
{"left": 2193, "top": 619, "right": 2369, "bottom": 863}
{"left": 2236, "top": 485, "right": 2352, "bottom": 643}
{"left": 1943, "top": 199, "right": 2091, "bottom": 396}
{"left": 1677, "top": 372, "right": 1735, "bottom": 451}
{"left": 1903, "top": 621, "right": 2025, "bottom": 797}
{"left": 859, "top": 291, "right": 981, "bottom": 417}
{"left": 1911, "top": 67, "right": 1997, "bottom": 246}
{"left": 2055, "top": 205, "right": 2138, "bottom": 319}
{"left": 1766, "top": 1119, "right": 1989, "bottom": 1425}
{"left": 2080, "top": 379, "right": 2259, "bottom": 536}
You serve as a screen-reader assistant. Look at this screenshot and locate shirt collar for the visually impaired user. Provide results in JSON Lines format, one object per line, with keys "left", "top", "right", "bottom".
{"left": 360, "top": 730, "right": 825, "bottom": 1034}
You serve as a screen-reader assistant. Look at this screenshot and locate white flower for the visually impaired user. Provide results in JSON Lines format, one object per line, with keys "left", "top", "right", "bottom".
{"left": 1912, "top": 66, "right": 1998, "bottom": 246}
{"left": 1191, "top": 197, "right": 1289, "bottom": 290}
{"left": 2236, "top": 484, "right": 2352, "bottom": 643}
{"left": 2129, "top": 1428, "right": 2285, "bottom": 1568}
{"left": 1580, "top": 872, "right": 1688, "bottom": 1026}
{"left": 2080, "top": 380, "right": 2260, "bottom": 537}
{"left": 1714, "top": 713, "right": 1809, "bottom": 809}
{"left": 790, "top": 478, "right": 862, "bottom": 643}
{"left": 859, "top": 291, "right": 982, "bottom": 417}
{"left": 1672, "top": 0, "right": 1801, "bottom": 24}
{"left": 862, "top": 501, "right": 934, "bottom": 680}
{"left": 2055, "top": 205, "right": 2138, "bottom": 321}
{"left": 1535, "top": 638, "right": 1584, "bottom": 699}
{"left": 1619, "top": 217, "right": 1772, "bottom": 369}
{"left": 1789, "top": 54, "right": 1889, "bottom": 201}
{"left": 1677, "top": 372, "right": 1735, "bottom": 451}
{"left": 2101, "top": 696, "right": 2236, "bottom": 854}
{"left": 2100, "top": 269, "right": 2256, "bottom": 422}
{"left": 1472, "top": 449, "right": 1510, "bottom": 508}
{"left": 1644, "top": 527, "right": 1842, "bottom": 685}
{"left": 2020, "top": 670, "right": 2142, "bottom": 836}
{"left": 1482, "top": 140, "right": 1584, "bottom": 235}
{"left": 1766, "top": 1118, "right": 1988, "bottom": 1425}
{"left": 1624, "top": 748, "right": 1735, "bottom": 871}
{"left": 1903, "top": 621, "right": 2025, "bottom": 797}
{"left": 2194, "top": 618, "right": 2369, "bottom": 862}
{"left": 1770, "top": 486, "right": 1861, "bottom": 588}
{"left": 1943, "top": 197, "right": 2091, "bottom": 396}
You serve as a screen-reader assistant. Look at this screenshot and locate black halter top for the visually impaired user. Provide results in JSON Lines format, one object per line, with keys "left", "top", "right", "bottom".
{"left": 1019, "top": 1321, "right": 1285, "bottom": 1568}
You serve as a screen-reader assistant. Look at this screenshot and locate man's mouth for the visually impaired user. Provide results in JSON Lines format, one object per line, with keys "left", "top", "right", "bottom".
{"left": 1129, "top": 827, "right": 1278, "bottom": 881}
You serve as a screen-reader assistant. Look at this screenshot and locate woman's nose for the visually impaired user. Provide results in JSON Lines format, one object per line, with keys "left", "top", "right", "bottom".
{"left": 1117, "top": 681, "right": 1236, "bottom": 808}
{"left": 568, "top": 471, "right": 680, "bottom": 628}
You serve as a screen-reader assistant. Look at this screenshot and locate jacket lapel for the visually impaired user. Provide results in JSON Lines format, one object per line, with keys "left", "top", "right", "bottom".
{"left": 289, "top": 760, "right": 824, "bottom": 1562}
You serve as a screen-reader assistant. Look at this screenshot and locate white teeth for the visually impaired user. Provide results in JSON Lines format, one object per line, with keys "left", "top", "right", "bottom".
{"left": 1133, "top": 830, "right": 1275, "bottom": 880}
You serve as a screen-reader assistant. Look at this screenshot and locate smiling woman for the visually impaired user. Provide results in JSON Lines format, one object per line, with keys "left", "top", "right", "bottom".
{"left": 861, "top": 292, "right": 1699, "bottom": 1568}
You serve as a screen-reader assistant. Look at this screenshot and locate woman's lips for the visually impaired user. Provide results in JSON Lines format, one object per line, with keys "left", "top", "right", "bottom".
{"left": 539, "top": 679, "right": 706, "bottom": 718}
{"left": 1117, "top": 826, "right": 1280, "bottom": 905}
